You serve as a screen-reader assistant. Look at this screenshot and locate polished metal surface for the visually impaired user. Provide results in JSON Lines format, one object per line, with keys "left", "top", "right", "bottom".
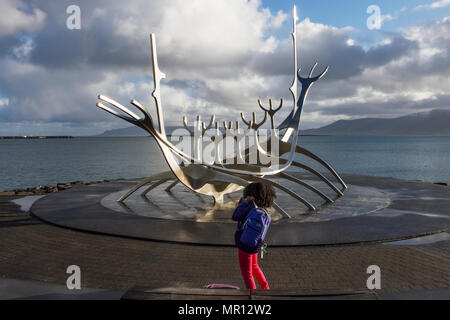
{"left": 95, "top": 5, "right": 347, "bottom": 218}
{"left": 101, "top": 178, "right": 388, "bottom": 223}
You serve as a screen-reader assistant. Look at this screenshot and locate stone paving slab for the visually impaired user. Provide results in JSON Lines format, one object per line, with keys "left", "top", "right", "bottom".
{"left": 0, "top": 278, "right": 123, "bottom": 300}
{"left": 378, "top": 287, "right": 450, "bottom": 300}
{"left": 121, "top": 287, "right": 378, "bottom": 300}
{"left": 0, "top": 196, "right": 449, "bottom": 298}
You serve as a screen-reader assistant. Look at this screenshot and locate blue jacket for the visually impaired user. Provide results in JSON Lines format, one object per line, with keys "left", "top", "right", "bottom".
{"left": 232, "top": 198, "right": 263, "bottom": 254}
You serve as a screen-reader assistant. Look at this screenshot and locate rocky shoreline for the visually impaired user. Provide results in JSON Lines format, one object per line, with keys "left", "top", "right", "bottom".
{"left": 0, "top": 178, "right": 125, "bottom": 196}
{"left": 0, "top": 177, "right": 447, "bottom": 197}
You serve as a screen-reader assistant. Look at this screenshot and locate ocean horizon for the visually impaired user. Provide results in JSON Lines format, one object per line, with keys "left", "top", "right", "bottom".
{"left": 2, "top": 135, "right": 449, "bottom": 192}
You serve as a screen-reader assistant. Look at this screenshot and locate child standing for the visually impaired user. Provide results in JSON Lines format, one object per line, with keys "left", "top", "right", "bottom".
{"left": 232, "top": 182, "right": 275, "bottom": 290}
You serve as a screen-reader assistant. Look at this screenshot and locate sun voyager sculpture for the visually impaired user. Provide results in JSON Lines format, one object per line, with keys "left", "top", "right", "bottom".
{"left": 96, "top": 6, "right": 347, "bottom": 218}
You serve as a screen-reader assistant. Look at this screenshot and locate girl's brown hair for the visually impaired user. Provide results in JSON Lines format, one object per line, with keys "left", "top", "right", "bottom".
{"left": 243, "top": 182, "right": 276, "bottom": 208}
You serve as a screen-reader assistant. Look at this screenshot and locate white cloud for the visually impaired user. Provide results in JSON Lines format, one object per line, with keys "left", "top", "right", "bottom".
{"left": 155, "top": 0, "right": 281, "bottom": 65}
{"left": 0, "top": 0, "right": 46, "bottom": 37}
{"left": 380, "top": 14, "right": 394, "bottom": 26}
{"left": 415, "top": 0, "right": 450, "bottom": 11}
{"left": 0, "top": 0, "right": 289, "bottom": 129}
{"left": 0, "top": 98, "right": 9, "bottom": 107}
{"left": 271, "top": 10, "right": 288, "bottom": 29}
{"left": 0, "top": 0, "right": 449, "bottom": 133}
{"left": 346, "top": 39, "right": 355, "bottom": 46}
{"left": 289, "top": 15, "right": 450, "bottom": 124}
{"left": 12, "top": 37, "right": 34, "bottom": 60}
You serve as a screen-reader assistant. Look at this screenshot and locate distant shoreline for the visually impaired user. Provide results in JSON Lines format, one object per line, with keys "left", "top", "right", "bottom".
{"left": 0, "top": 136, "right": 74, "bottom": 139}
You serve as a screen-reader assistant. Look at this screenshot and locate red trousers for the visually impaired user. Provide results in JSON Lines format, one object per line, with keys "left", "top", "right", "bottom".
{"left": 238, "top": 249, "right": 269, "bottom": 290}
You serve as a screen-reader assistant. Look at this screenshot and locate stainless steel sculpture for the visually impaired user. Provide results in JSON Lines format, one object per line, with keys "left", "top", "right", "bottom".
{"left": 96, "top": 6, "right": 347, "bottom": 218}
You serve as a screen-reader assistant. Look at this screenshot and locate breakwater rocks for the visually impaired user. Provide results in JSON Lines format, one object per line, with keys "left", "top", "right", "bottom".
{"left": 0, "top": 178, "right": 447, "bottom": 197}
{"left": 0, "top": 179, "right": 125, "bottom": 196}
{"left": 0, "top": 136, "right": 74, "bottom": 139}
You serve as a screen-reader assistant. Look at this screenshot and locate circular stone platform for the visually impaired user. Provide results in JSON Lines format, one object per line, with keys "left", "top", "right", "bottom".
{"left": 30, "top": 173, "right": 450, "bottom": 246}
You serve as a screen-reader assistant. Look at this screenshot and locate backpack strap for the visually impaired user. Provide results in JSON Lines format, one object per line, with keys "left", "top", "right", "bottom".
{"left": 252, "top": 202, "right": 270, "bottom": 258}
{"left": 252, "top": 201, "right": 268, "bottom": 215}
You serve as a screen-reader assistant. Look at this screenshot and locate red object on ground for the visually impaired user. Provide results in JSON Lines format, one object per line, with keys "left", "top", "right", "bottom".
{"left": 203, "top": 284, "right": 240, "bottom": 289}
{"left": 238, "top": 249, "right": 270, "bottom": 290}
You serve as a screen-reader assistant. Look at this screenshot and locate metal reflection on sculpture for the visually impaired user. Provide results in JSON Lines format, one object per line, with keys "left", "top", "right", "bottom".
{"left": 96, "top": 5, "right": 347, "bottom": 218}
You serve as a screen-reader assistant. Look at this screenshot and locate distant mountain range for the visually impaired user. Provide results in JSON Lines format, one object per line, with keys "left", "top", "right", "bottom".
{"left": 301, "top": 109, "right": 450, "bottom": 136}
{"left": 98, "top": 109, "right": 450, "bottom": 136}
{"left": 99, "top": 126, "right": 150, "bottom": 136}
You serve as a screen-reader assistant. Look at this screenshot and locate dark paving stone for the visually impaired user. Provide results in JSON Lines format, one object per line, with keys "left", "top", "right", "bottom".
{"left": 378, "top": 287, "right": 450, "bottom": 300}
{"left": 0, "top": 278, "right": 123, "bottom": 300}
{"left": 1, "top": 197, "right": 449, "bottom": 293}
{"left": 121, "top": 286, "right": 378, "bottom": 300}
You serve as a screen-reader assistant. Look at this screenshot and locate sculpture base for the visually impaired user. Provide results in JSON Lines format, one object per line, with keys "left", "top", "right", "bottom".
{"left": 30, "top": 173, "right": 450, "bottom": 246}
{"left": 100, "top": 178, "right": 388, "bottom": 223}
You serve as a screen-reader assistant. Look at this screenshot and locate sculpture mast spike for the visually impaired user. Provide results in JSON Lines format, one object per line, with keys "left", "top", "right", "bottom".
{"left": 282, "top": 5, "right": 299, "bottom": 142}
{"left": 150, "top": 33, "right": 167, "bottom": 136}
{"left": 290, "top": 5, "right": 298, "bottom": 112}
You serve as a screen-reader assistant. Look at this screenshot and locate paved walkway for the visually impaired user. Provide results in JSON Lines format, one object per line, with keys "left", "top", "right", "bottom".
{"left": 0, "top": 197, "right": 449, "bottom": 297}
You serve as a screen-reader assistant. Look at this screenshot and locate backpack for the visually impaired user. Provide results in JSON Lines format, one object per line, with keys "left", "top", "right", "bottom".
{"left": 239, "top": 205, "right": 271, "bottom": 250}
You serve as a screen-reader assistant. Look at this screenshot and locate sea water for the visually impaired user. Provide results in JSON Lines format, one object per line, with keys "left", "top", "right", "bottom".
{"left": 1, "top": 136, "right": 449, "bottom": 191}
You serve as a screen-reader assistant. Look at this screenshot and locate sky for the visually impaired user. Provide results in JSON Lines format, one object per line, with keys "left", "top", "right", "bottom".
{"left": 0, "top": 0, "right": 449, "bottom": 135}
